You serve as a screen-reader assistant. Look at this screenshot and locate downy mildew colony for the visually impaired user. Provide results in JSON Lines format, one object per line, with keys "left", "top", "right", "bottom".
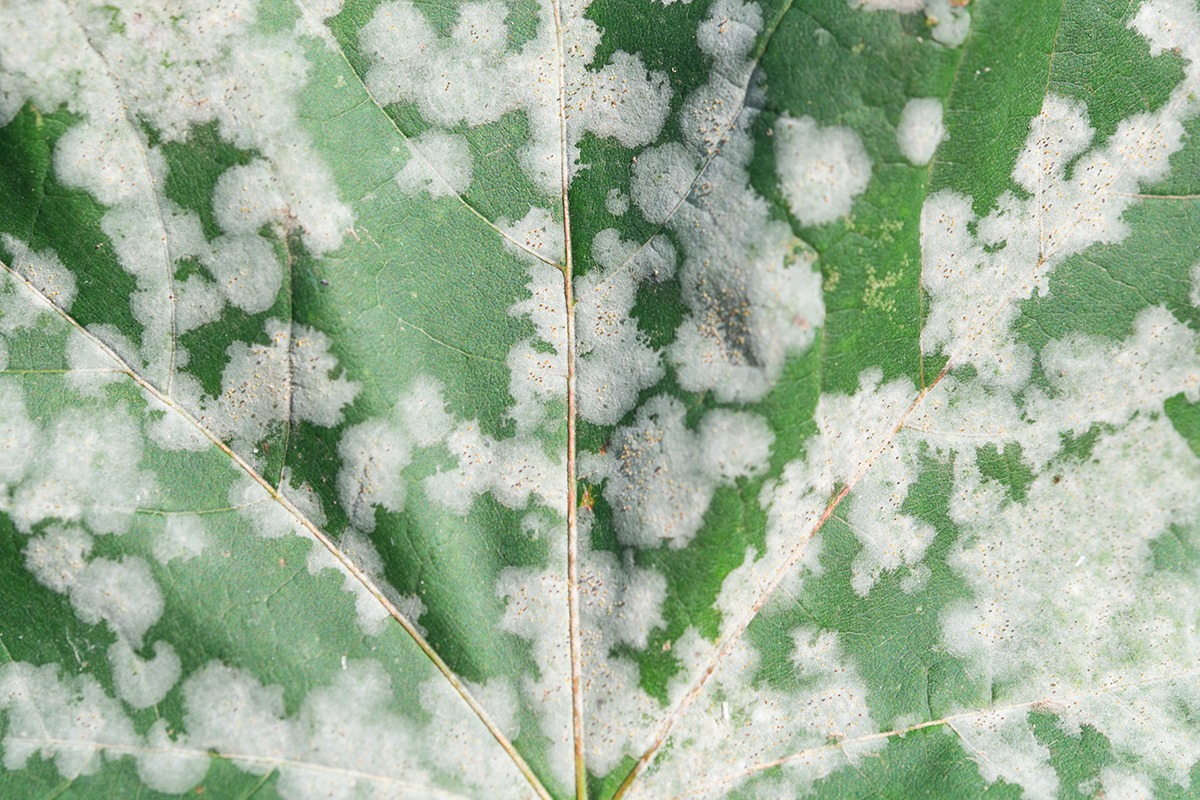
{"left": 0, "top": 0, "right": 1198, "bottom": 798}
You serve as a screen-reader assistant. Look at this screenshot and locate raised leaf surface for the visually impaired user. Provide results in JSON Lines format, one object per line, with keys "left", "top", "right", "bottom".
{"left": 0, "top": 0, "right": 1198, "bottom": 799}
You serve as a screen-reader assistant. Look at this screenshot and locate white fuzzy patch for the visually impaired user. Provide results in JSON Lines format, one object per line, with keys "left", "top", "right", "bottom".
{"left": 194, "top": 319, "right": 360, "bottom": 455}
{"left": 629, "top": 0, "right": 825, "bottom": 403}
{"left": 337, "top": 420, "right": 413, "bottom": 532}
{"left": 605, "top": 188, "right": 630, "bottom": 216}
{"left": 0, "top": 236, "right": 77, "bottom": 327}
{"left": 953, "top": 711, "right": 1059, "bottom": 800}
{"left": 852, "top": 0, "right": 971, "bottom": 47}
{"left": 575, "top": 230, "right": 675, "bottom": 424}
{"left": 153, "top": 513, "right": 211, "bottom": 565}
{"left": 896, "top": 98, "right": 946, "bottom": 166}
{"left": 584, "top": 395, "right": 772, "bottom": 548}
{"left": 360, "top": 0, "right": 671, "bottom": 193}
{"left": 0, "top": 662, "right": 138, "bottom": 780}
{"left": 201, "top": 234, "right": 283, "bottom": 315}
{"left": 774, "top": 114, "right": 873, "bottom": 226}
{"left": 108, "top": 640, "right": 182, "bottom": 709}
{"left": 395, "top": 129, "right": 474, "bottom": 198}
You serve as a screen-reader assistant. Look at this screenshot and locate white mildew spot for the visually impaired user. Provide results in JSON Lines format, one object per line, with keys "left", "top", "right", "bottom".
{"left": 20, "top": 1, "right": 351, "bottom": 254}
{"left": 943, "top": 415, "right": 1200, "bottom": 788}
{"left": 307, "top": 533, "right": 392, "bottom": 636}
{"left": 229, "top": 476, "right": 308, "bottom": 540}
{"left": 502, "top": 205, "right": 566, "bottom": 264}
{"left": 67, "top": 557, "right": 166, "bottom": 648}
{"left": 395, "top": 129, "right": 474, "bottom": 198}
{"left": 896, "top": 97, "right": 946, "bottom": 166}
{"left": 576, "top": 229, "right": 676, "bottom": 424}
{"left": 65, "top": 327, "right": 130, "bottom": 396}
{"left": 629, "top": 0, "right": 825, "bottom": 403}
{"left": 418, "top": 675, "right": 530, "bottom": 798}
{"left": 201, "top": 234, "right": 284, "bottom": 315}
{"left": 22, "top": 525, "right": 94, "bottom": 594}
{"left": 8, "top": 406, "right": 156, "bottom": 535}
{"left": 172, "top": 275, "right": 225, "bottom": 335}
{"left": 774, "top": 115, "right": 873, "bottom": 226}
{"left": 138, "top": 720, "right": 210, "bottom": 795}
{"left": 0, "top": 236, "right": 77, "bottom": 327}
{"left": 337, "top": 419, "right": 413, "bottom": 532}
{"left": 144, "top": 390, "right": 211, "bottom": 453}
{"left": 583, "top": 395, "right": 772, "bottom": 548}
{"left": 108, "top": 640, "right": 182, "bottom": 709}
{"left": 396, "top": 375, "right": 454, "bottom": 447}
{"left": 953, "top": 711, "right": 1059, "bottom": 800}
{"left": 0, "top": 383, "right": 36, "bottom": 487}
{"left": 0, "top": 662, "right": 138, "bottom": 780}
{"left": 605, "top": 187, "right": 630, "bottom": 216}
{"left": 153, "top": 513, "right": 211, "bottom": 565}
{"left": 179, "top": 658, "right": 532, "bottom": 799}
{"left": 628, "top": 627, "right": 880, "bottom": 799}
{"left": 360, "top": 0, "right": 672, "bottom": 193}
{"left": 922, "top": 10, "right": 1200, "bottom": 387}
{"left": 1098, "top": 769, "right": 1154, "bottom": 800}
{"left": 213, "top": 160, "right": 286, "bottom": 238}
{"left": 494, "top": 510, "right": 667, "bottom": 784}
{"left": 852, "top": 0, "right": 971, "bottom": 47}
{"left": 24, "top": 525, "right": 167, "bottom": 649}
{"left": 1021, "top": 306, "right": 1200, "bottom": 460}
{"left": 0, "top": 0, "right": 353, "bottom": 388}
{"left": 193, "top": 319, "right": 360, "bottom": 456}
{"left": 424, "top": 419, "right": 566, "bottom": 514}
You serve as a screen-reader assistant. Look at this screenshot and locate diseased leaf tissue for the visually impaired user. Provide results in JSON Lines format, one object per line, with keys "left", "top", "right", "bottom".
{"left": 0, "top": 0, "right": 1197, "bottom": 797}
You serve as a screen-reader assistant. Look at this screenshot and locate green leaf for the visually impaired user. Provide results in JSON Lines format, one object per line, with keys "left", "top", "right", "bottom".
{"left": 0, "top": 0, "right": 1198, "bottom": 798}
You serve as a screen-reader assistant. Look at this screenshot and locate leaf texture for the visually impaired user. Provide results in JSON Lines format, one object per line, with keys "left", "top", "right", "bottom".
{"left": 0, "top": 0, "right": 1198, "bottom": 799}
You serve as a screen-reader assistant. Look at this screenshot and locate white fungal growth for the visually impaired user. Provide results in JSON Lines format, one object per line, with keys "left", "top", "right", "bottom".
{"left": 153, "top": 513, "right": 211, "bottom": 565}
{"left": 852, "top": 0, "right": 971, "bottom": 47}
{"left": 774, "top": 114, "right": 873, "bottom": 226}
{"left": 896, "top": 98, "right": 946, "bottom": 166}
{"left": 360, "top": 0, "right": 672, "bottom": 193}
{"left": 0, "top": 236, "right": 77, "bottom": 327}
{"left": 395, "top": 130, "right": 474, "bottom": 198}
{"left": 337, "top": 419, "right": 413, "bottom": 532}
{"left": 424, "top": 420, "right": 566, "bottom": 514}
{"left": 575, "top": 229, "right": 676, "bottom": 425}
{"left": 8, "top": 406, "right": 156, "bottom": 535}
{"left": 494, "top": 510, "right": 668, "bottom": 785}
{"left": 306, "top": 533, "right": 393, "bottom": 636}
{"left": 605, "top": 188, "right": 630, "bottom": 216}
{"left": 194, "top": 319, "right": 360, "bottom": 455}
{"left": 627, "top": 627, "right": 880, "bottom": 799}
{"left": 64, "top": 327, "right": 128, "bottom": 396}
{"left": 630, "top": 0, "right": 825, "bottom": 403}
{"left": 584, "top": 396, "right": 773, "bottom": 548}
{"left": 953, "top": 710, "right": 1060, "bottom": 800}
{"left": 108, "top": 640, "right": 182, "bottom": 709}
{"left": 201, "top": 234, "right": 283, "bottom": 315}
{"left": 212, "top": 160, "right": 285, "bottom": 237}
{"left": 0, "top": 662, "right": 139, "bottom": 780}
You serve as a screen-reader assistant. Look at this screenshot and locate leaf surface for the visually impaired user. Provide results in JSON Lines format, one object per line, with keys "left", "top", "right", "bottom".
{"left": 0, "top": 0, "right": 1198, "bottom": 799}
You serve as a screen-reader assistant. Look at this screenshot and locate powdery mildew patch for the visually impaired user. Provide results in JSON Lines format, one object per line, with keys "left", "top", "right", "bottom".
{"left": 628, "top": 0, "right": 825, "bottom": 404}
{"left": 0, "top": 0, "right": 354, "bottom": 390}
{"left": 773, "top": 115, "right": 872, "bottom": 226}
{"left": 852, "top": 0, "right": 971, "bottom": 47}
{"left": 629, "top": 1, "right": 1200, "bottom": 796}
{"left": 359, "top": 0, "right": 672, "bottom": 194}
{"left": 895, "top": 97, "right": 946, "bottom": 166}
